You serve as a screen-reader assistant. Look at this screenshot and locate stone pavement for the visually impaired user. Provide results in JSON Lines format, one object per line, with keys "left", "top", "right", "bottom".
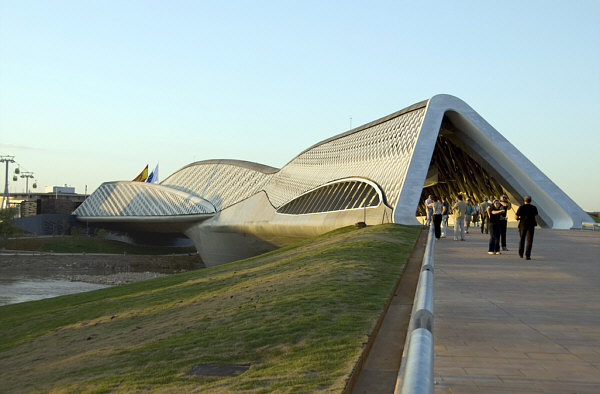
{"left": 434, "top": 227, "right": 600, "bottom": 393}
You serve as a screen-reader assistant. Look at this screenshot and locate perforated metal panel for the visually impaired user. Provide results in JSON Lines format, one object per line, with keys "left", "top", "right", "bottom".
{"left": 74, "top": 182, "right": 215, "bottom": 217}
{"left": 161, "top": 160, "right": 275, "bottom": 211}
{"left": 265, "top": 107, "right": 426, "bottom": 208}
{"left": 76, "top": 106, "right": 426, "bottom": 220}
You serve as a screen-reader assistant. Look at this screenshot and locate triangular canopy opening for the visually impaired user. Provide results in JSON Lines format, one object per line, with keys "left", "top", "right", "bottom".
{"left": 416, "top": 114, "right": 549, "bottom": 225}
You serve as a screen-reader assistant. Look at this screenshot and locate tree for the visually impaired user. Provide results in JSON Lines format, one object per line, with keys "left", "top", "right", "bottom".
{"left": 97, "top": 229, "right": 108, "bottom": 239}
{"left": 0, "top": 208, "right": 18, "bottom": 247}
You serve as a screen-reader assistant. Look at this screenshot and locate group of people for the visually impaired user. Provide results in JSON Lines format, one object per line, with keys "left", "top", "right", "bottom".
{"left": 425, "top": 193, "right": 539, "bottom": 260}
{"left": 424, "top": 195, "right": 451, "bottom": 240}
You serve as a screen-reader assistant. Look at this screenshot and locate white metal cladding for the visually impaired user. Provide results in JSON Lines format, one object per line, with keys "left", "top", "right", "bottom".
{"left": 76, "top": 107, "right": 426, "bottom": 219}
{"left": 161, "top": 160, "right": 275, "bottom": 211}
{"left": 264, "top": 107, "right": 426, "bottom": 208}
{"left": 73, "top": 182, "right": 216, "bottom": 217}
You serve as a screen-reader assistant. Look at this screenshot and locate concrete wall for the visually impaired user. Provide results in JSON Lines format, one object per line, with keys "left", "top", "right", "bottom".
{"left": 185, "top": 192, "right": 393, "bottom": 266}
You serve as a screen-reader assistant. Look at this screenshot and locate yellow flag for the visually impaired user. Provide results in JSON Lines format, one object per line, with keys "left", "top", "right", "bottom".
{"left": 132, "top": 165, "right": 149, "bottom": 182}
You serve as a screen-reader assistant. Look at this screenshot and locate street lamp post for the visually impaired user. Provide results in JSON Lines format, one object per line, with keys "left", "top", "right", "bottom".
{"left": 1, "top": 155, "right": 16, "bottom": 209}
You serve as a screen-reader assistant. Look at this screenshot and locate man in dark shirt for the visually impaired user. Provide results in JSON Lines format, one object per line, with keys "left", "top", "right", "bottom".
{"left": 515, "top": 195, "right": 539, "bottom": 260}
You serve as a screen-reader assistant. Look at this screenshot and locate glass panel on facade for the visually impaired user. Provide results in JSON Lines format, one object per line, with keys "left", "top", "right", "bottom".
{"left": 276, "top": 180, "right": 381, "bottom": 215}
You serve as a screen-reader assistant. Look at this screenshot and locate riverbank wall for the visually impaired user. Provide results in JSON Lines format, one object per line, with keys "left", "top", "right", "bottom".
{"left": 0, "top": 252, "right": 204, "bottom": 284}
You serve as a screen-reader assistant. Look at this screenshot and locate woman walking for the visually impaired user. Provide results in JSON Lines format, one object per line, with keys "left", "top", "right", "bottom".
{"left": 432, "top": 196, "right": 443, "bottom": 239}
{"left": 487, "top": 199, "right": 506, "bottom": 255}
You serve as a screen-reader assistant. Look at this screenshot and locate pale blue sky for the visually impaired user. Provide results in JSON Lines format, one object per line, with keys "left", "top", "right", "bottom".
{"left": 1, "top": 1, "right": 598, "bottom": 210}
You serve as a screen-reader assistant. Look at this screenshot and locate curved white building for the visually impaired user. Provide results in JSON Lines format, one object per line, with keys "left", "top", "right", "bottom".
{"left": 74, "top": 95, "right": 589, "bottom": 265}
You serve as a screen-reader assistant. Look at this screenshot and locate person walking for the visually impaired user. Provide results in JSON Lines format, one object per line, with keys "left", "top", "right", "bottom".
{"left": 425, "top": 195, "right": 433, "bottom": 226}
{"left": 487, "top": 199, "right": 506, "bottom": 254}
{"left": 479, "top": 197, "right": 491, "bottom": 234}
{"left": 441, "top": 196, "right": 450, "bottom": 238}
{"left": 472, "top": 201, "right": 480, "bottom": 228}
{"left": 432, "top": 196, "right": 443, "bottom": 239}
{"left": 465, "top": 198, "right": 474, "bottom": 233}
{"left": 452, "top": 194, "right": 468, "bottom": 241}
{"left": 499, "top": 194, "right": 512, "bottom": 250}
{"left": 515, "top": 195, "right": 538, "bottom": 260}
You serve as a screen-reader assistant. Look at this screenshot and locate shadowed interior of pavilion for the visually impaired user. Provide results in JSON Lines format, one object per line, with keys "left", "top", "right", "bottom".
{"left": 417, "top": 116, "right": 545, "bottom": 225}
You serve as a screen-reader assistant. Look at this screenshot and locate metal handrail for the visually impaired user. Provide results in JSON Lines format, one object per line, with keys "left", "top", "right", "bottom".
{"left": 394, "top": 225, "right": 435, "bottom": 394}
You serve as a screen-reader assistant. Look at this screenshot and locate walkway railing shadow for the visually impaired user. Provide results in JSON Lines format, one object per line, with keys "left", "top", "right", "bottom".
{"left": 394, "top": 225, "right": 435, "bottom": 394}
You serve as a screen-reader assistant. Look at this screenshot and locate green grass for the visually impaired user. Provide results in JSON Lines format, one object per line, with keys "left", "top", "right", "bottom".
{"left": 0, "top": 224, "right": 420, "bottom": 393}
{"left": 591, "top": 214, "right": 600, "bottom": 223}
{"left": 3, "top": 236, "right": 196, "bottom": 254}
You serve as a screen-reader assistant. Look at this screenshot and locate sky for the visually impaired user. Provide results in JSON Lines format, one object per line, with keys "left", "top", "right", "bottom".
{"left": 1, "top": 1, "right": 599, "bottom": 210}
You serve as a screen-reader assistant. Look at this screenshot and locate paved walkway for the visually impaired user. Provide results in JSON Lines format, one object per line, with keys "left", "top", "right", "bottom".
{"left": 434, "top": 227, "right": 600, "bottom": 393}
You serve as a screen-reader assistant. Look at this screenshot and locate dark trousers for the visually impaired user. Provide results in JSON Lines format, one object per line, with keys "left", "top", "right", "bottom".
{"left": 433, "top": 214, "right": 442, "bottom": 239}
{"left": 481, "top": 214, "right": 488, "bottom": 234}
{"left": 518, "top": 226, "right": 535, "bottom": 258}
{"left": 500, "top": 220, "right": 508, "bottom": 247}
{"left": 489, "top": 223, "right": 501, "bottom": 252}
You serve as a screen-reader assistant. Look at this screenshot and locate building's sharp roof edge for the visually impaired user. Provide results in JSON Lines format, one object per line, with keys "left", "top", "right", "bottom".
{"left": 163, "top": 100, "right": 429, "bottom": 179}
{"left": 401, "top": 93, "right": 590, "bottom": 229}
{"left": 165, "top": 159, "right": 280, "bottom": 178}
{"left": 289, "top": 99, "right": 429, "bottom": 162}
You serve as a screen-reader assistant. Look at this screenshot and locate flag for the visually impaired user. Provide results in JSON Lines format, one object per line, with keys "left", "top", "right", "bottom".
{"left": 146, "top": 164, "right": 159, "bottom": 183}
{"left": 132, "top": 165, "right": 149, "bottom": 182}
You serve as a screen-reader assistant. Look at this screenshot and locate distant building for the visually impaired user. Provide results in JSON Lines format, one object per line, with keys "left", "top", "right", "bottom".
{"left": 74, "top": 95, "right": 590, "bottom": 266}
{"left": 44, "top": 185, "right": 76, "bottom": 194}
{"left": 20, "top": 200, "right": 38, "bottom": 217}
{"left": 10, "top": 190, "right": 89, "bottom": 236}
{"left": 10, "top": 191, "right": 87, "bottom": 217}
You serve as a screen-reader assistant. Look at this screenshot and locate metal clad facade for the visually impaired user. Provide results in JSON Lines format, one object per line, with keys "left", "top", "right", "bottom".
{"left": 264, "top": 107, "right": 426, "bottom": 208}
{"left": 161, "top": 162, "right": 274, "bottom": 211}
{"left": 75, "top": 107, "right": 426, "bottom": 219}
{"left": 74, "top": 182, "right": 215, "bottom": 217}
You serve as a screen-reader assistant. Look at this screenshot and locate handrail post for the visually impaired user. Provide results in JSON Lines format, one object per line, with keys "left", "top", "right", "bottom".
{"left": 395, "top": 225, "right": 435, "bottom": 394}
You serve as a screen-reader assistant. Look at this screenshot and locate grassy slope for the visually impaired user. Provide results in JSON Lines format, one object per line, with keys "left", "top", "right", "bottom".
{"left": 0, "top": 224, "right": 420, "bottom": 393}
{"left": 4, "top": 236, "right": 196, "bottom": 255}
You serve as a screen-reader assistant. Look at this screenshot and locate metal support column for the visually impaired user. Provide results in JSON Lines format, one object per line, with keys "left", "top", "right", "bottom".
{"left": 1, "top": 155, "right": 16, "bottom": 209}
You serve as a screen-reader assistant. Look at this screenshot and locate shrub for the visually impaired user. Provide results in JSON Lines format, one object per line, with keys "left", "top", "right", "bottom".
{"left": 0, "top": 208, "right": 19, "bottom": 246}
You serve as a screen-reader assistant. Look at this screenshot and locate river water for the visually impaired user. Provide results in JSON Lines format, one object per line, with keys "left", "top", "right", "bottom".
{"left": 0, "top": 252, "right": 198, "bottom": 307}
{"left": 0, "top": 276, "right": 109, "bottom": 306}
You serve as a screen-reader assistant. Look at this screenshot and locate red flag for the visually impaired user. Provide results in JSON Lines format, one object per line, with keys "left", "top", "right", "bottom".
{"left": 132, "top": 165, "right": 149, "bottom": 182}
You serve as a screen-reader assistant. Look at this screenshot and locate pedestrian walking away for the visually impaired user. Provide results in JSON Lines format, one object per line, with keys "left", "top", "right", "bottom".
{"left": 472, "top": 202, "right": 480, "bottom": 228}
{"left": 465, "top": 197, "right": 474, "bottom": 233}
{"left": 515, "top": 195, "right": 539, "bottom": 260}
{"left": 479, "top": 197, "right": 491, "bottom": 234}
{"left": 432, "top": 196, "right": 443, "bottom": 239}
{"left": 441, "top": 196, "right": 450, "bottom": 238}
{"left": 452, "top": 194, "right": 468, "bottom": 241}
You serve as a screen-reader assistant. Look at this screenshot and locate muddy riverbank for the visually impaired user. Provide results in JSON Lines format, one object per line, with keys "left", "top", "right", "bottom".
{"left": 0, "top": 252, "right": 205, "bottom": 285}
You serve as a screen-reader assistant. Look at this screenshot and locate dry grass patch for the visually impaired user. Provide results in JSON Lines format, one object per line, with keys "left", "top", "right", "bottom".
{"left": 0, "top": 224, "right": 420, "bottom": 393}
